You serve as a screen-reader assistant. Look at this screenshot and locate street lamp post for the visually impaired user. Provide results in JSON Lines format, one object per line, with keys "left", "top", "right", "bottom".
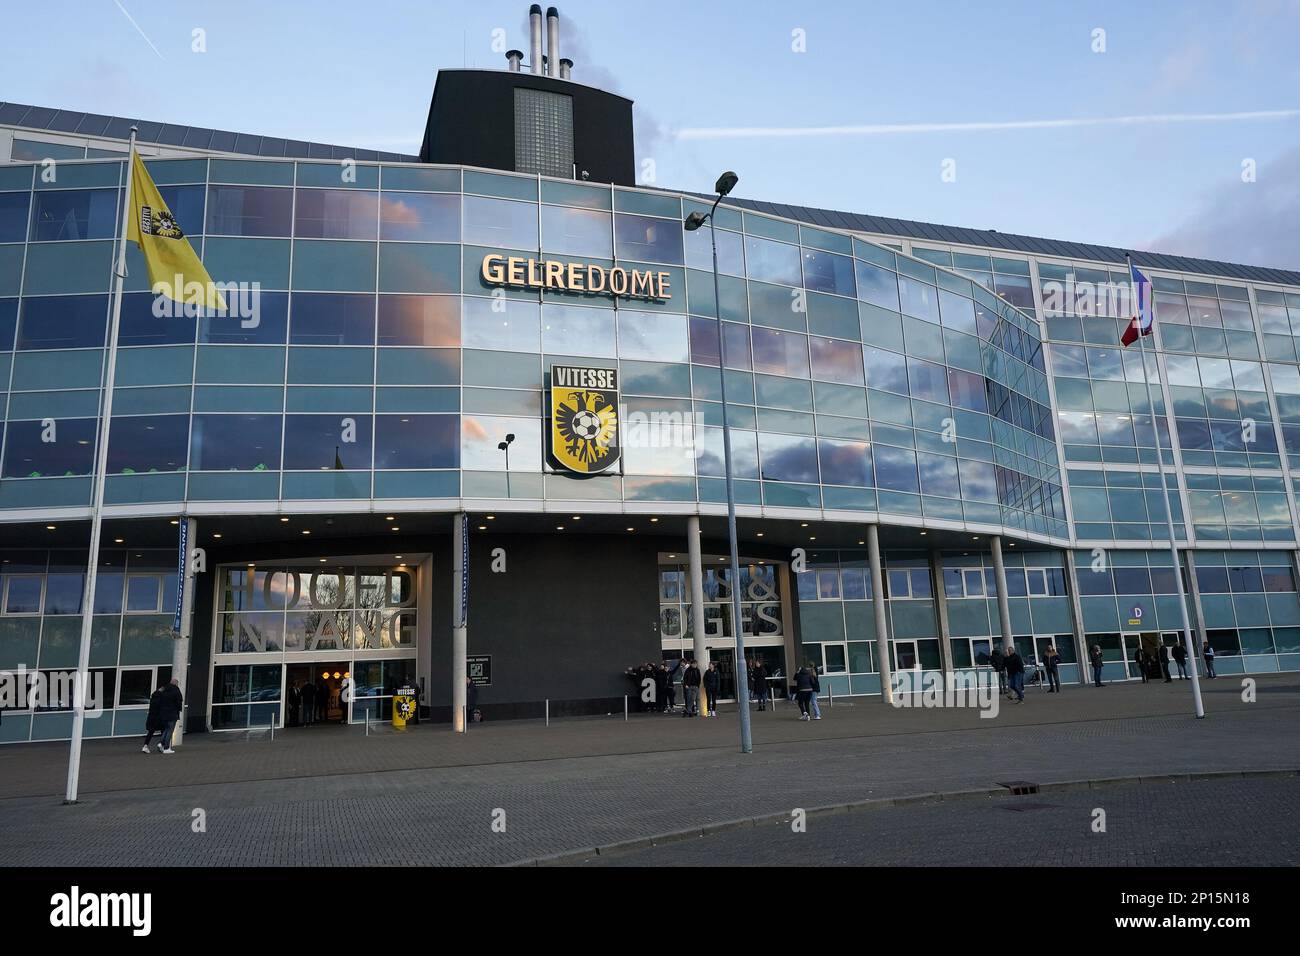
{"left": 497, "top": 432, "right": 515, "bottom": 499}
{"left": 684, "top": 171, "right": 752, "bottom": 754}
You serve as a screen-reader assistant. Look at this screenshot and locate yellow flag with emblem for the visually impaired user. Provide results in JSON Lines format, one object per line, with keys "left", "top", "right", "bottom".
{"left": 126, "top": 149, "right": 226, "bottom": 310}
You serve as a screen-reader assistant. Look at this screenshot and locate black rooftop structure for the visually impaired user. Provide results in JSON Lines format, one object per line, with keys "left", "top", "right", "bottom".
{"left": 3, "top": 98, "right": 1296, "bottom": 287}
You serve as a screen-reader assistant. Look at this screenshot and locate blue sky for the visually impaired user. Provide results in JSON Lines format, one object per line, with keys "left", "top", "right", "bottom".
{"left": 2, "top": 0, "right": 1298, "bottom": 268}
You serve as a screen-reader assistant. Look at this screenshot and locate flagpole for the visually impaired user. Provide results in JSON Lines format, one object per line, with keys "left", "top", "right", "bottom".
{"left": 64, "top": 128, "right": 137, "bottom": 803}
{"left": 1128, "top": 253, "right": 1205, "bottom": 719}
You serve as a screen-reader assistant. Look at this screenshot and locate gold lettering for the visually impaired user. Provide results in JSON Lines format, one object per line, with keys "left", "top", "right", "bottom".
{"left": 567, "top": 261, "right": 585, "bottom": 291}
{"left": 587, "top": 264, "right": 606, "bottom": 293}
{"left": 657, "top": 271, "right": 672, "bottom": 300}
{"left": 528, "top": 258, "right": 543, "bottom": 287}
{"left": 609, "top": 268, "right": 628, "bottom": 296}
{"left": 631, "top": 270, "right": 652, "bottom": 298}
{"left": 482, "top": 254, "right": 506, "bottom": 285}
{"left": 506, "top": 257, "right": 525, "bottom": 286}
{"left": 545, "top": 260, "right": 565, "bottom": 289}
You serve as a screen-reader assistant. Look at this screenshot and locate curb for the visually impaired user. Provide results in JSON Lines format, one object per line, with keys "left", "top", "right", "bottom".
{"left": 511, "top": 767, "right": 1300, "bottom": 866}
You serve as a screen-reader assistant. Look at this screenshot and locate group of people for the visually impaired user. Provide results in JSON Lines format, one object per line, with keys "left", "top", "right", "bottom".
{"left": 989, "top": 644, "right": 1051, "bottom": 703}
{"left": 1089, "top": 640, "right": 1215, "bottom": 687}
{"left": 286, "top": 679, "right": 332, "bottom": 726}
{"left": 623, "top": 659, "right": 721, "bottom": 716}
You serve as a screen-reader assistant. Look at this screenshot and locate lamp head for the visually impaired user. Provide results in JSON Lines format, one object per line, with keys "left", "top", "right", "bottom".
{"left": 505, "top": 433, "right": 516, "bottom": 444}
{"left": 714, "top": 170, "right": 739, "bottom": 197}
{"left": 497, "top": 442, "right": 508, "bottom": 451}
{"left": 684, "top": 211, "right": 708, "bottom": 232}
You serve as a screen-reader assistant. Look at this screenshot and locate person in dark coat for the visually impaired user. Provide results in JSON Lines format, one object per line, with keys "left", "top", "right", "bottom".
{"left": 665, "top": 659, "right": 682, "bottom": 712}
{"left": 1004, "top": 646, "right": 1025, "bottom": 703}
{"left": 751, "top": 659, "right": 768, "bottom": 711}
{"left": 287, "top": 681, "right": 302, "bottom": 727}
{"left": 654, "top": 663, "right": 669, "bottom": 713}
{"left": 703, "top": 662, "right": 721, "bottom": 717}
{"left": 1089, "top": 644, "right": 1105, "bottom": 687}
{"left": 1159, "top": 643, "right": 1172, "bottom": 683}
{"left": 682, "top": 659, "right": 701, "bottom": 717}
{"left": 1134, "top": 647, "right": 1150, "bottom": 684}
{"left": 316, "top": 679, "right": 330, "bottom": 722}
{"left": 141, "top": 685, "right": 166, "bottom": 753}
{"left": 989, "top": 646, "right": 1007, "bottom": 695}
{"left": 1172, "top": 641, "right": 1188, "bottom": 679}
{"left": 466, "top": 676, "right": 479, "bottom": 722}
{"left": 1043, "top": 644, "right": 1061, "bottom": 693}
{"left": 793, "top": 665, "right": 815, "bottom": 720}
{"left": 142, "top": 679, "right": 183, "bottom": 753}
{"left": 301, "top": 680, "right": 316, "bottom": 727}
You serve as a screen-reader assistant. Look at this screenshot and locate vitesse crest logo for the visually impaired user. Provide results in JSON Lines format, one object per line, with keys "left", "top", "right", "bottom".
{"left": 139, "top": 205, "right": 184, "bottom": 240}
{"left": 549, "top": 366, "right": 619, "bottom": 475}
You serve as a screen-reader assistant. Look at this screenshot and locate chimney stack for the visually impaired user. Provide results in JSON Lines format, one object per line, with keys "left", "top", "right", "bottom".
{"left": 546, "top": 7, "right": 560, "bottom": 77}
{"left": 559, "top": 57, "right": 573, "bottom": 80}
{"left": 529, "top": 5, "right": 544, "bottom": 75}
{"left": 506, "top": 49, "right": 523, "bottom": 72}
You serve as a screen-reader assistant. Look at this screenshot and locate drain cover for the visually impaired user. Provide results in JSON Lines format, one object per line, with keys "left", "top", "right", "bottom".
{"left": 997, "top": 780, "right": 1040, "bottom": 795}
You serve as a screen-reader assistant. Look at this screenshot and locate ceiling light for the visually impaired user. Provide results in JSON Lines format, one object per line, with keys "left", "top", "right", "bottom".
{"left": 478, "top": 525, "right": 487, "bottom": 530}
{"left": 391, "top": 527, "right": 400, "bottom": 531}
{"left": 302, "top": 530, "right": 311, "bottom": 535}
{"left": 756, "top": 532, "right": 764, "bottom": 537}
{"left": 556, "top": 525, "right": 565, "bottom": 530}
{"left": 572, "top": 515, "right": 581, "bottom": 520}
{"left": 212, "top": 533, "right": 222, "bottom": 539}
{"left": 170, "top": 519, "right": 179, "bottom": 526}
{"left": 650, "top": 517, "right": 659, "bottom": 523}
{"left": 626, "top": 527, "right": 634, "bottom": 532}
{"left": 486, "top": 515, "right": 495, "bottom": 520}
{"left": 280, "top": 517, "right": 290, "bottom": 523}
{"left": 114, "top": 538, "right": 124, "bottom": 543}
{"left": 385, "top": 516, "right": 394, "bottom": 521}
{"left": 394, "top": 555, "right": 403, "bottom": 560}
{"left": 46, "top": 525, "right": 56, "bottom": 531}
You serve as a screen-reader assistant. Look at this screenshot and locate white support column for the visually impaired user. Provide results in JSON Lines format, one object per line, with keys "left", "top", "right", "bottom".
{"left": 930, "top": 548, "right": 954, "bottom": 677}
{"left": 171, "top": 517, "right": 197, "bottom": 747}
{"left": 686, "top": 517, "right": 709, "bottom": 698}
{"left": 452, "top": 513, "right": 467, "bottom": 732}
{"left": 867, "top": 525, "right": 893, "bottom": 704}
{"left": 990, "top": 535, "right": 1014, "bottom": 652}
{"left": 1062, "top": 550, "right": 1091, "bottom": 686}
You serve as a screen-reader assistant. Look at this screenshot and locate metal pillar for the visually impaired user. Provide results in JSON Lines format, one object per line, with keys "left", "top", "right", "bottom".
{"left": 452, "top": 513, "right": 468, "bottom": 732}
{"left": 990, "top": 536, "right": 1014, "bottom": 653}
{"left": 930, "top": 548, "right": 954, "bottom": 677}
{"left": 687, "top": 516, "right": 710, "bottom": 713}
{"left": 867, "top": 525, "right": 893, "bottom": 704}
{"left": 171, "top": 517, "right": 198, "bottom": 747}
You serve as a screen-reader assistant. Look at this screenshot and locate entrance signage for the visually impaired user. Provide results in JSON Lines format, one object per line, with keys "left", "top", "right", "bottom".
{"left": 467, "top": 655, "right": 492, "bottom": 686}
{"left": 480, "top": 253, "right": 671, "bottom": 301}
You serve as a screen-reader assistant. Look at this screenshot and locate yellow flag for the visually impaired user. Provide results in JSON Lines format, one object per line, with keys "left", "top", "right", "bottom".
{"left": 126, "top": 150, "right": 226, "bottom": 310}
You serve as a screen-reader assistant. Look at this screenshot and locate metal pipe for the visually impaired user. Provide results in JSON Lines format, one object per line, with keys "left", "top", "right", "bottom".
{"left": 506, "top": 49, "right": 523, "bottom": 72}
{"left": 529, "top": 4, "right": 543, "bottom": 75}
{"left": 559, "top": 57, "right": 573, "bottom": 80}
{"left": 546, "top": 6, "right": 559, "bottom": 76}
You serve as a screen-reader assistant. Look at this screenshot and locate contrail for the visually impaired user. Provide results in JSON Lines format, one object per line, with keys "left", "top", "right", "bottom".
{"left": 113, "top": 0, "right": 166, "bottom": 61}
{"left": 676, "top": 109, "right": 1300, "bottom": 140}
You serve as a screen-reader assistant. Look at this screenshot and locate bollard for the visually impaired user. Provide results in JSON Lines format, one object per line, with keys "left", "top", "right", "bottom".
{"left": 545, "top": 698, "right": 549, "bottom": 727}
{"left": 828, "top": 689, "right": 833, "bottom": 708}
{"left": 365, "top": 710, "right": 371, "bottom": 737}
{"left": 269, "top": 714, "right": 275, "bottom": 743}
{"left": 624, "top": 694, "right": 628, "bottom": 721}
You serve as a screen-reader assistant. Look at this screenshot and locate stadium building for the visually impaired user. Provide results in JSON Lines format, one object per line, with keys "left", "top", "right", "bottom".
{"left": 2, "top": 7, "right": 1300, "bottom": 742}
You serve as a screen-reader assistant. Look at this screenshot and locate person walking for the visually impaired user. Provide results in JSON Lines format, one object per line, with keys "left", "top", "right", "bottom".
{"left": 751, "top": 659, "right": 768, "bottom": 712}
{"left": 1004, "top": 645, "right": 1025, "bottom": 703}
{"left": 1089, "top": 644, "right": 1105, "bottom": 687}
{"left": 793, "top": 665, "right": 815, "bottom": 720}
{"left": 1043, "top": 644, "right": 1061, "bottom": 693}
{"left": 1159, "top": 643, "right": 1172, "bottom": 683}
{"left": 1134, "top": 647, "right": 1149, "bottom": 684}
{"left": 1203, "top": 641, "right": 1217, "bottom": 678}
{"left": 682, "top": 659, "right": 701, "bottom": 717}
{"left": 703, "top": 661, "right": 720, "bottom": 717}
{"left": 142, "top": 678, "right": 183, "bottom": 753}
{"left": 1172, "top": 641, "right": 1188, "bottom": 680}
{"left": 990, "top": 645, "right": 1007, "bottom": 696}
{"left": 300, "top": 679, "right": 316, "bottom": 727}
{"left": 808, "top": 664, "right": 822, "bottom": 720}
{"left": 141, "top": 683, "right": 166, "bottom": 754}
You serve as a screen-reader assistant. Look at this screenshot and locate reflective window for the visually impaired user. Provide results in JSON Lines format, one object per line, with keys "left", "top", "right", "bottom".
{"left": 541, "top": 304, "right": 616, "bottom": 357}
{"left": 289, "top": 293, "right": 376, "bottom": 345}
{"left": 745, "top": 236, "right": 802, "bottom": 286}
{"left": 44, "top": 573, "right": 84, "bottom": 615}
{"left": 294, "top": 189, "right": 379, "bottom": 240}
{"left": 856, "top": 261, "right": 899, "bottom": 310}
{"left": 107, "top": 415, "right": 190, "bottom": 473}
{"left": 377, "top": 294, "right": 459, "bottom": 347}
{"left": 30, "top": 188, "right": 118, "bottom": 241}
{"left": 283, "top": 414, "right": 373, "bottom": 470}
{"left": 205, "top": 185, "right": 293, "bottom": 237}
{"left": 917, "top": 452, "right": 960, "bottom": 497}
{"left": 809, "top": 336, "right": 865, "bottom": 385}
{"left": 462, "top": 296, "right": 541, "bottom": 352}
{"left": 118, "top": 292, "right": 195, "bottom": 346}
{"left": 938, "top": 289, "right": 976, "bottom": 334}
{"left": 614, "top": 213, "right": 683, "bottom": 264}
{"left": 126, "top": 576, "right": 161, "bottom": 612}
{"left": 695, "top": 427, "right": 759, "bottom": 478}
{"left": 0, "top": 192, "right": 31, "bottom": 243}
{"left": 684, "top": 226, "right": 744, "bottom": 276}
{"left": 462, "top": 196, "right": 538, "bottom": 250}
{"left": 461, "top": 415, "right": 542, "bottom": 471}
{"left": 199, "top": 292, "right": 289, "bottom": 344}
{"left": 897, "top": 276, "right": 940, "bottom": 323}
{"left": 17, "top": 295, "right": 107, "bottom": 350}
{"left": 802, "top": 249, "right": 855, "bottom": 297}
{"left": 4, "top": 576, "right": 42, "bottom": 613}
{"left": 689, "top": 317, "right": 752, "bottom": 368}
{"left": 2, "top": 418, "right": 97, "bottom": 477}
{"left": 619, "top": 310, "right": 688, "bottom": 362}
{"left": 751, "top": 327, "right": 809, "bottom": 378}
{"left": 374, "top": 414, "right": 459, "bottom": 469}
{"left": 873, "top": 445, "right": 919, "bottom": 493}
{"left": 817, "top": 438, "right": 872, "bottom": 486}
{"left": 864, "top": 347, "right": 908, "bottom": 394}
{"left": 757, "top": 432, "right": 818, "bottom": 483}
{"left": 379, "top": 192, "right": 459, "bottom": 242}
{"left": 190, "top": 414, "right": 283, "bottom": 471}
{"left": 907, "top": 358, "right": 949, "bottom": 404}
{"left": 542, "top": 205, "right": 613, "bottom": 257}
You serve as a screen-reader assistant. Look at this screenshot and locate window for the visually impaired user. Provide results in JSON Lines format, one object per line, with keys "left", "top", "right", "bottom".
{"left": 817, "top": 439, "right": 872, "bottom": 487}
{"left": 2, "top": 418, "right": 97, "bottom": 478}
{"left": 290, "top": 293, "right": 376, "bottom": 345}
{"left": 17, "top": 295, "right": 108, "bottom": 350}
{"left": 190, "top": 415, "right": 283, "bottom": 471}
{"left": 745, "top": 236, "right": 802, "bottom": 286}
{"left": 962, "top": 568, "right": 985, "bottom": 597}
{"left": 30, "top": 188, "right": 118, "bottom": 241}
{"left": 294, "top": 189, "right": 378, "bottom": 240}
{"left": 206, "top": 185, "right": 293, "bottom": 237}
{"left": 4, "top": 576, "right": 42, "bottom": 614}
{"left": 462, "top": 196, "right": 538, "bottom": 250}
{"left": 542, "top": 304, "right": 616, "bottom": 357}
{"left": 282, "top": 415, "right": 373, "bottom": 471}
{"left": 751, "top": 327, "right": 809, "bottom": 378}
{"left": 802, "top": 249, "right": 855, "bottom": 297}
{"left": 756, "top": 432, "right": 818, "bottom": 483}
{"left": 379, "top": 192, "right": 459, "bottom": 242}
{"left": 373, "top": 415, "right": 458, "bottom": 469}
{"left": 855, "top": 261, "right": 899, "bottom": 310}
{"left": 107, "top": 415, "right": 190, "bottom": 474}
{"left": 125, "top": 575, "right": 161, "bottom": 613}
{"left": 809, "top": 336, "right": 865, "bottom": 385}
{"left": 614, "top": 213, "right": 682, "bottom": 264}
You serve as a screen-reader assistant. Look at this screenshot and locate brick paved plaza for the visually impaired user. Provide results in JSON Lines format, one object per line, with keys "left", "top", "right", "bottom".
{"left": 1, "top": 676, "right": 1297, "bottom": 866}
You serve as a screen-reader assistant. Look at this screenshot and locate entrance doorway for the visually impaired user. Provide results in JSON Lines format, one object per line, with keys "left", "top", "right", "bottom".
{"left": 285, "top": 663, "right": 350, "bottom": 727}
